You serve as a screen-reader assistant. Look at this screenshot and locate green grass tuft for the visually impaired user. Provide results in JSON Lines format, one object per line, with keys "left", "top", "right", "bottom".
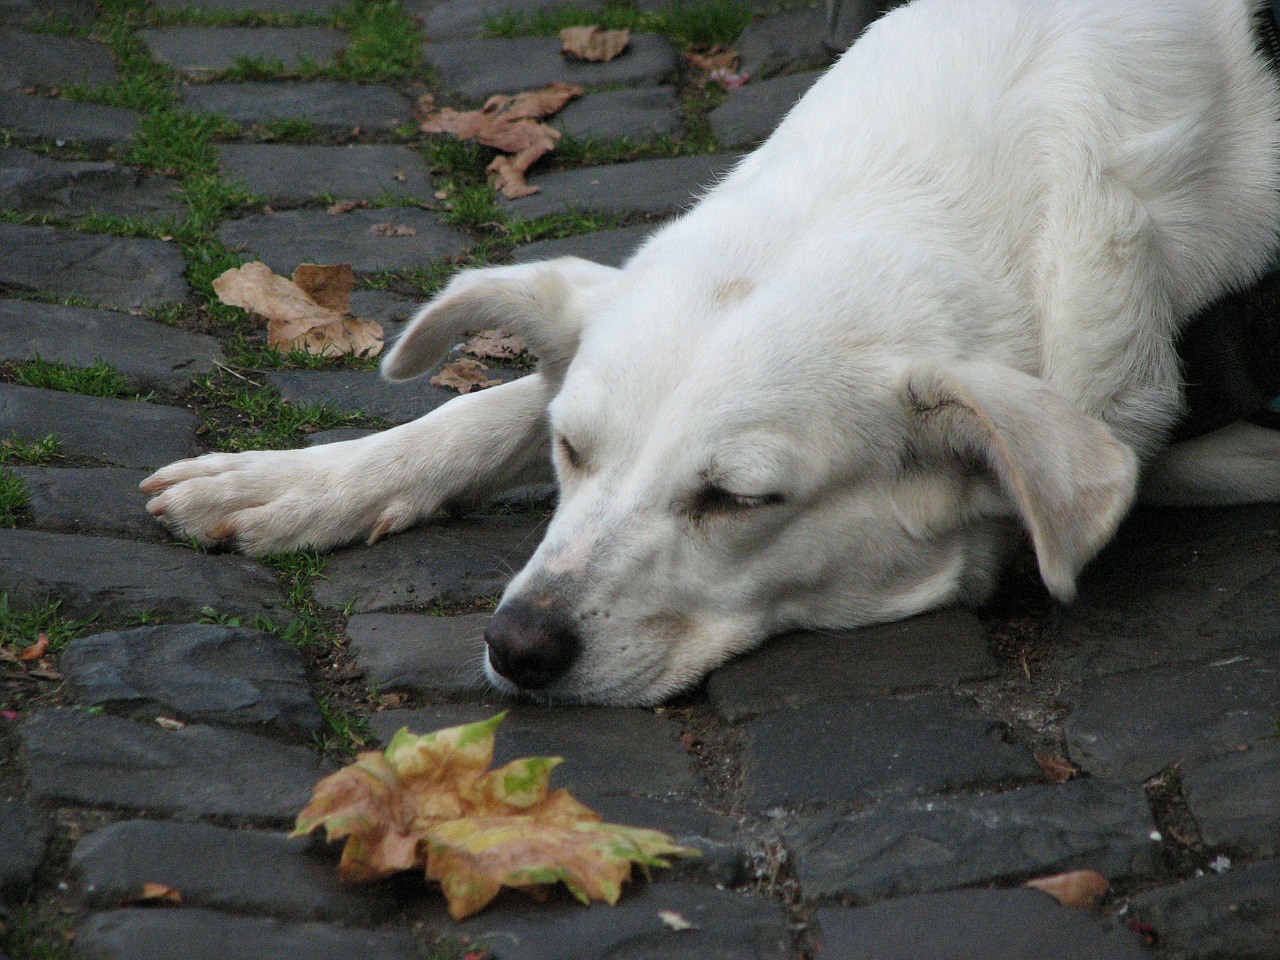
{"left": 0, "top": 593, "right": 98, "bottom": 660}
{"left": 1, "top": 433, "right": 63, "bottom": 466}
{"left": 7, "top": 357, "right": 135, "bottom": 398}
{"left": 0, "top": 468, "right": 29, "bottom": 526}
{"left": 194, "top": 374, "right": 379, "bottom": 451}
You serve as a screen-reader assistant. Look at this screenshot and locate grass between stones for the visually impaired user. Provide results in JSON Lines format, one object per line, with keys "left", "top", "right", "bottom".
{"left": 0, "top": 468, "right": 29, "bottom": 526}
{"left": 1, "top": 433, "right": 64, "bottom": 466}
{"left": 0, "top": 594, "right": 98, "bottom": 660}
{"left": 0, "top": 903, "right": 77, "bottom": 960}
{"left": 4, "top": 357, "right": 149, "bottom": 400}
{"left": 191, "top": 373, "right": 381, "bottom": 451}
{"left": 484, "top": 0, "right": 764, "bottom": 47}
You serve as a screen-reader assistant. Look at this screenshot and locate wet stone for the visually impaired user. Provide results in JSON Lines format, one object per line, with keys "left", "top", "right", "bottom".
{"left": 707, "top": 607, "right": 999, "bottom": 722}
{"left": 314, "top": 515, "right": 546, "bottom": 613}
{"left": 180, "top": 80, "right": 412, "bottom": 131}
{"left": 449, "top": 882, "right": 792, "bottom": 960}
{"left": 219, "top": 145, "right": 431, "bottom": 205}
{"left": 709, "top": 69, "right": 824, "bottom": 147}
{"left": 20, "top": 708, "right": 328, "bottom": 823}
{"left": 9, "top": 466, "right": 166, "bottom": 541}
{"left": 1044, "top": 505, "right": 1280, "bottom": 682}
{"left": 263, "top": 367, "right": 509, "bottom": 424}
{"left": 0, "top": 529, "right": 287, "bottom": 624}
{"left": 735, "top": 7, "right": 831, "bottom": 80}
{"left": 1183, "top": 739, "right": 1280, "bottom": 857}
{"left": 0, "top": 31, "right": 118, "bottom": 89}
{"left": 1125, "top": 858, "right": 1280, "bottom": 960}
{"left": 140, "top": 27, "right": 347, "bottom": 78}
{"left": 75, "top": 908, "right": 424, "bottom": 960}
{"left": 1063, "top": 647, "right": 1280, "bottom": 781}
{"left": 369, "top": 705, "right": 699, "bottom": 799}
{"left": 789, "top": 779, "right": 1160, "bottom": 903}
{"left": 814, "top": 888, "right": 1150, "bottom": 960}
{"left": 220, "top": 207, "right": 470, "bottom": 275}
{"left": 743, "top": 692, "right": 1039, "bottom": 808}
{"left": 0, "top": 90, "right": 140, "bottom": 148}
{"left": 71, "top": 820, "right": 396, "bottom": 924}
{"left": 0, "top": 223, "right": 191, "bottom": 309}
{"left": 345, "top": 612, "right": 489, "bottom": 696}
{"left": 0, "top": 796, "right": 50, "bottom": 903}
{"left": 499, "top": 152, "right": 738, "bottom": 221}
{"left": 0, "top": 147, "right": 184, "bottom": 219}
{"left": 0, "top": 298, "right": 223, "bottom": 388}
{"left": 511, "top": 223, "right": 657, "bottom": 268}
{"left": 423, "top": 34, "right": 678, "bottom": 100}
{"left": 60, "top": 624, "right": 322, "bottom": 738}
{"left": 551, "top": 86, "right": 684, "bottom": 142}
{"left": 0, "top": 385, "right": 200, "bottom": 469}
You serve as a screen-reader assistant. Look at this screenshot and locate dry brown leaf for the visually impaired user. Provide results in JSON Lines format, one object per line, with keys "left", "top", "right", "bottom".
{"left": 1025, "top": 869, "right": 1109, "bottom": 909}
{"left": 430, "top": 359, "right": 505, "bottom": 394}
{"left": 370, "top": 222, "right": 418, "bottom": 237}
{"left": 136, "top": 883, "right": 183, "bottom": 905}
{"left": 560, "top": 25, "right": 630, "bottom": 62}
{"left": 327, "top": 199, "right": 369, "bottom": 214}
{"left": 487, "top": 151, "right": 545, "bottom": 199}
{"left": 19, "top": 633, "right": 49, "bottom": 661}
{"left": 292, "top": 263, "right": 356, "bottom": 314}
{"left": 292, "top": 714, "right": 696, "bottom": 919}
{"left": 461, "top": 329, "right": 527, "bottom": 361}
{"left": 686, "top": 45, "right": 739, "bottom": 73}
{"left": 1035, "top": 752, "right": 1080, "bottom": 784}
{"left": 213, "top": 262, "right": 383, "bottom": 358}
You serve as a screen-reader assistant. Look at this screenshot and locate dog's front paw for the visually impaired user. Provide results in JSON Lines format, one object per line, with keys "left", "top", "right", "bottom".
{"left": 140, "top": 445, "right": 423, "bottom": 555}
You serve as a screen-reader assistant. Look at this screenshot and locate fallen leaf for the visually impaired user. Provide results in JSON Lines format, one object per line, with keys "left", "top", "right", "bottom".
{"left": 1034, "top": 752, "right": 1079, "bottom": 784}
{"left": 1025, "top": 869, "right": 1109, "bottom": 909}
{"left": 137, "top": 882, "right": 183, "bottom": 905}
{"left": 686, "top": 46, "right": 739, "bottom": 74}
{"left": 19, "top": 633, "right": 49, "bottom": 661}
{"left": 0, "top": 710, "right": 21, "bottom": 721}
{"left": 154, "top": 716, "right": 186, "bottom": 731}
{"left": 293, "top": 714, "right": 697, "bottom": 919}
{"left": 327, "top": 199, "right": 369, "bottom": 214}
{"left": 393, "top": 170, "right": 407, "bottom": 182}
{"left": 213, "top": 262, "right": 383, "bottom": 358}
{"left": 461, "top": 330, "right": 527, "bottom": 361}
{"left": 430, "top": 359, "right": 505, "bottom": 394}
{"left": 659, "top": 909, "right": 698, "bottom": 931}
{"left": 561, "top": 25, "right": 630, "bottom": 62}
{"left": 370, "top": 222, "right": 418, "bottom": 237}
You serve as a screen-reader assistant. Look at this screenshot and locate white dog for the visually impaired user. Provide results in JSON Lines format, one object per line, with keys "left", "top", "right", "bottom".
{"left": 144, "top": 0, "right": 1280, "bottom": 705}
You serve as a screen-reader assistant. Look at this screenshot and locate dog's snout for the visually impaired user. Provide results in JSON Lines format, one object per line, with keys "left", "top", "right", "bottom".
{"left": 485, "top": 600, "right": 580, "bottom": 690}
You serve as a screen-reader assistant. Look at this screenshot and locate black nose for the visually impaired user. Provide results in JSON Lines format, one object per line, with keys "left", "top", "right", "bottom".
{"left": 485, "top": 599, "right": 580, "bottom": 690}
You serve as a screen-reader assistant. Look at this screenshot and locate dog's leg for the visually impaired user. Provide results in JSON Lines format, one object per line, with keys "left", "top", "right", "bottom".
{"left": 141, "top": 373, "right": 553, "bottom": 555}
{"left": 1141, "top": 420, "right": 1280, "bottom": 505}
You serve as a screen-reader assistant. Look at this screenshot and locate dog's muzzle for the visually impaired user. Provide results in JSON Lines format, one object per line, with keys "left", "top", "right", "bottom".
{"left": 485, "top": 599, "right": 581, "bottom": 690}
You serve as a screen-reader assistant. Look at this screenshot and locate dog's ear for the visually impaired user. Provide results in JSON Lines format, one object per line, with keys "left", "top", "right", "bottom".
{"left": 905, "top": 361, "right": 1139, "bottom": 601}
{"left": 381, "top": 257, "right": 620, "bottom": 383}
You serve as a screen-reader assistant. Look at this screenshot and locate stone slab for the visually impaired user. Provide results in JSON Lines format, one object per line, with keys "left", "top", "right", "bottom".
{"left": 305, "top": 426, "right": 377, "bottom": 445}
{"left": 1063, "top": 648, "right": 1280, "bottom": 781}
{"left": 551, "top": 86, "right": 683, "bottom": 142}
{"left": 314, "top": 515, "right": 546, "bottom": 612}
{"left": 345, "top": 611, "right": 489, "bottom": 695}
{"left": 709, "top": 69, "right": 823, "bottom": 147}
{"left": 424, "top": 33, "right": 678, "bottom": 100}
{"left": 1126, "top": 859, "right": 1280, "bottom": 960}
{"left": 0, "top": 31, "right": 118, "bottom": 90}
{"left": 369, "top": 704, "right": 698, "bottom": 798}
{"left": 0, "top": 529, "right": 287, "bottom": 623}
{"left": 743, "top": 692, "right": 1039, "bottom": 808}
{"left": 0, "top": 385, "right": 200, "bottom": 469}
{"left": 9, "top": 466, "right": 165, "bottom": 541}
{"left": 151, "top": 0, "right": 344, "bottom": 13}
{"left": 0, "top": 147, "right": 184, "bottom": 219}
{"left": 0, "top": 91, "right": 139, "bottom": 147}
{"left": 75, "top": 908, "right": 423, "bottom": 960}
{"left": 0, "top": 223, "right": 191, "bottom": 309}
{"left": 511, "top": 223, "right": 657, "bottom": 268}
{"left": 0, "top": 298, "right": 222, "bottom": 387}
{"left": 140, "top": 27, "right": 347, "bottom": 78}
{"left": 449, "top": 882, "right": 791, "bottom": 960}
{"left": 415, "top": 0, "right": 610, "bottom": 41}
{"left": 707, "top": 607, "right": 999, "bottom": 722}
{"left": 0, "top": 795, "right": 50, "bottom": 903}
{"left": 814, "top": 889, "right": 1150, "bottom": 960}
{"left": 348, "top": 288, "right": 420, "bottom": 334}
{"left": 0, "top": 0, "right": 94, "bottom": 27}
{"left": 1183, "top": 740, "right": 1280, "bottom": 857}
{"left": 60, "top": 624, "right": 321, "bottom": 738}
{"left": 220, "top": 207, "right": 470, "bottom": 275}
{"left": 72, "top": 820, "right": 395, "bottom": 924}
{"left": 588, "top": 795, "right": 746, "bottom": 886}
{"left": 498, "top": 152, "right": 738, "bottom": 221}
{"left": 1044, "top": 505, "right": 1280, "bottom": 682}
{"left": 219, "top": 144, "right": 432, "bottom": 204}
{"left": 180, "top": 80, "right": 412, "bottom": 131}
{"left": 790, "top": 779, "right": 1160, "bottom": 902}
{"left": 264, "top": 368, "right": 500, "bottom": 424}
{"left": 20, "top": 708, "right": 328, "bottom": 823}
{"left": 735, "top": 8, "right": 832, "bottom": 81}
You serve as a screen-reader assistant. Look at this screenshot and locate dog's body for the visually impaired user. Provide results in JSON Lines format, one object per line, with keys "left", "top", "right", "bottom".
{"left": 145, "top": 0, "right": 1280, "bottom": 704}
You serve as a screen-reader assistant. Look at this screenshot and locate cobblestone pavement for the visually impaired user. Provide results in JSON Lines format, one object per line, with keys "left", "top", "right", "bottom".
{"left": 0, "top": 1, "right": 1277, "bottom": 958}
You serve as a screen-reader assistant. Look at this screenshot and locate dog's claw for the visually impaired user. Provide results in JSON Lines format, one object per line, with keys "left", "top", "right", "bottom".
{"left": 367, "top": 515, "right": 395, "bottom": 546}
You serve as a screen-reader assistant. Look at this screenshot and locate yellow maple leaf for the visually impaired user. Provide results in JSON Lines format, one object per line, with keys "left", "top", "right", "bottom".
{"left": 292, "top": 714, "right": 698, "bottom": 919}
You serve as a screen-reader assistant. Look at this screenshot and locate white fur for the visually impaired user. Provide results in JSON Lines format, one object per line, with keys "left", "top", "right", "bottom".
{"left": 144, "top": 0, "right": 1280, "bottom": 704}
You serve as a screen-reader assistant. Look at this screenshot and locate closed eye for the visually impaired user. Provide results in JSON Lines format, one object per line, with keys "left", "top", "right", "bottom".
{"left": 690, "top": 485, "right": 784, "bottom": 518}
{"left": 557, "top": 435, "right": 584, "bottom": 470}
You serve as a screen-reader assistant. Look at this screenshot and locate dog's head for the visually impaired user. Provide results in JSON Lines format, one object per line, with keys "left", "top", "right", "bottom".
{"left": 384, "top": 253, "right": 1138, "bottom": 705}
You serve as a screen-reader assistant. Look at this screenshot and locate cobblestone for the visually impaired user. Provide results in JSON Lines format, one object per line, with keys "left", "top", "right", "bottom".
{"left": 1182, "top": 739, "right": 1280, "bottom": 857}
{"left": 709, "top": 70, "right": 824, "bottom": 147}
{"left": 219, "top": 144, "right": 432, "bottom": 205}
{"left": 0, "top": 90, "right": 140, "bottom": 147}
{"left": 551, "top": 86, "right": 684, "bottom": 141}
{"left": 180, "top": 80, "right": 412, "bottom": 131}
{"left": 511, "top": 223, "right": 657, "bottom": 267}
{"left": 0, "top": 796, "right": 50, "bottom": 903}
{"left": 0, "top": 147, "right": 185, "bottom": 220}
{"left": 9, "top": 466, "right": 168, "bottom": 541}
{"left": 0, "top": 30, "right": 118, "bottom": 89}
{"left": 140, "top": 27, "right": 347, "bottom": 77}
{"left": 345, "top": 611, "right": 489, "bottom": 695}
